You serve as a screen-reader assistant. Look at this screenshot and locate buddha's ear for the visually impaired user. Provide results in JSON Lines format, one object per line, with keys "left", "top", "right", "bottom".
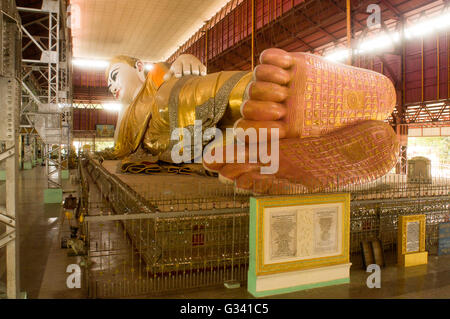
{"left": 135, "top": 60, "right": 144, "bottom": 72}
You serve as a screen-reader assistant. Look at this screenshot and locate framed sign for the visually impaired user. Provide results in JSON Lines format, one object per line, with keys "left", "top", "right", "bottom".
{"left": 248, "top": 193, "right": 351, "bottom": 297}
{"left": 96, "top": 124, "right": 115, "bottom": 137}
{"left": 397, "top": 215, "right": 427, "bottom": 267}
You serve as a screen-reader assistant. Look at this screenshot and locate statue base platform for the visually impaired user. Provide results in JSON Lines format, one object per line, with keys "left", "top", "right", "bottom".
{"left": 101, "top": 160, "right": 243, "bottom": 212}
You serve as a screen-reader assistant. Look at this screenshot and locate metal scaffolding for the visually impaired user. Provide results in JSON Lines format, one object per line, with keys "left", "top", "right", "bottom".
{"left": 18, "top": 0, "right": 72, "bottom": 190}
{"left": 0, "top": 0, "right": 21, "bottom": 299}
{"left": 0, "top": 0, "right": 72, "bottom": 298}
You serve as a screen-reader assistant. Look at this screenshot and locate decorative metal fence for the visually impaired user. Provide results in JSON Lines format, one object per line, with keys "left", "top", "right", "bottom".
{"left": 78, "top": 156, "right": 450, "bottom": 298}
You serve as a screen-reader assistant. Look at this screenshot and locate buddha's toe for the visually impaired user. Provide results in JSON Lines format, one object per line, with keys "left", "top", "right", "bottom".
{"left": 254, "top": 64, "right": 291, "bottom": 85}
{"left": 259, "top": 48, "right": 294, "bottom": 69}
{"left": 234, "top": 119, "right": 286, "bottom": 142}
{"left": 217, "top": 163, "right": 259, "bottom": 184}
{"left": 241, "top": 100, "right": 286, "bottom": 121}
{"left": 248, "top": 81, "right": 289, "bottom": 102}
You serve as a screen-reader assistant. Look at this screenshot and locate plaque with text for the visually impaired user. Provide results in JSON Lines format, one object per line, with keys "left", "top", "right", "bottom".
{"left": 269, "top": 210, "right": 297, "bottom": 260}
{"left": 263, "top": 201, "right": 343, "bottom": 267}
{"left": 406, "top": 221, "right": 420, "bottom": 253}
{"left": 314, "top": 208, "right": 338, "bottom": 255}
{"left": 438, "top": 222, "right": 450, "bottom": 256}
{"left": 398, "top": 215, "right": 427, "bottom": 267}
{"left": 248, "top": 193, "right": 351, "bottom": 297}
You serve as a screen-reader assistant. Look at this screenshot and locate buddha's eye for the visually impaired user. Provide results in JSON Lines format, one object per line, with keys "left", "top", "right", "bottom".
{"left": 111, "top": 71, "right": 118, "bottom": 82}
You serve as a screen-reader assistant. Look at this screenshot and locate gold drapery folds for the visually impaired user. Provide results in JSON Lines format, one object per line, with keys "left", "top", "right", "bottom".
{"left": 115, "top": 70, "right": 251, "bottom": 160}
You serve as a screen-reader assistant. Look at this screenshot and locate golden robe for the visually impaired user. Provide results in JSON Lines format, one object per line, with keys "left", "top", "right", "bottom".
{"left": 114, "top": 64, "right": 252, "bottom": 161}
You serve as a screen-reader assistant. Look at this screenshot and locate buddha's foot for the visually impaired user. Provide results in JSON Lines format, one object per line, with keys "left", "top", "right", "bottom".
{"left": 234, "top": 48, "right": 397, "bottom": 142}
{"left": 204, "top": 120, "right": 399, "bottom": 194}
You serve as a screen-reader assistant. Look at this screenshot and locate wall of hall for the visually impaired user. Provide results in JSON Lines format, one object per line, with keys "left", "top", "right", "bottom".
{"left": 168, "top": 0, "right": 448, "bottom": 109}
{"left": 72, "top": 108, "right": 118, "bottom": 131}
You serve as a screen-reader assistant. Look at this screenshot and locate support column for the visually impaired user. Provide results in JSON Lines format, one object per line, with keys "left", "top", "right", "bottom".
{"left": 396, "top": 16, "right": 408, "bottom": 175}
{"left": 0, "top": 0, "right": 22, "bottom": 298}
{"left": 5, "top": 138, "right": 19, "bottom": 298}
{"left": 23, "top": 134, "right": 32, "bottom": 170}
{"left": 346, "top": 0, "right": 352, "bottom": 65}
{"left": 251, "top": 0, "right": 255, "bottom": 70}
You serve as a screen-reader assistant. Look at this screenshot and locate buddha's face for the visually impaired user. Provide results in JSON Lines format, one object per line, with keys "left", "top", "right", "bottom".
{"left": 107, "top": 61, "right": 146, "bottom": 104}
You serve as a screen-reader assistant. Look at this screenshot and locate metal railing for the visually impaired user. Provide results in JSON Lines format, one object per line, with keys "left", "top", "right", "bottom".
{"left": 79, "top": 155, "right": 449, "bottom": 298}
{"left": 79, "top": 156, "right": 250, "bottom": 297}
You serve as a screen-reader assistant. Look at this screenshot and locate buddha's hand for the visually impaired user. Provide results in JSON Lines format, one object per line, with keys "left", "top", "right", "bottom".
{"left": 164, "top": 54, "right": 207, "bottom": 81}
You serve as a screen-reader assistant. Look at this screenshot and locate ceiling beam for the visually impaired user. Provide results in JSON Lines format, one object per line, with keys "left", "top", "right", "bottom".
{"left": 297, "top": 9, "right": 338, "bottom": 42}
{"left": 277, "top": 22, "right": 314, "bottom": 51}
{"left": 377, "top": 54, "right": 400, "bottom": 86}
{"left": 379, "top": 0, "right": 402, "bottom": 18}
{"left": 327, "top": 0, "right": 365, "bottom": 29}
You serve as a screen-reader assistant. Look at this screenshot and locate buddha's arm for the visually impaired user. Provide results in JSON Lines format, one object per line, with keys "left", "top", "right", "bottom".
{"left": 141, "top": 79, "right": 173, "bottom": 156}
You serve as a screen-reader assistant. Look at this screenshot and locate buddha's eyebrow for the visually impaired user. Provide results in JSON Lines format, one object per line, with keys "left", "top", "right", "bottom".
{"left": 109, "top": 67, "right": 119, "bottom": 80}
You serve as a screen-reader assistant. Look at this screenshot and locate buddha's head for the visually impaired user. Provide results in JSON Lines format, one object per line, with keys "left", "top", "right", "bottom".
{"left": 106, "top": 55, "right": 147, "bottom": 104}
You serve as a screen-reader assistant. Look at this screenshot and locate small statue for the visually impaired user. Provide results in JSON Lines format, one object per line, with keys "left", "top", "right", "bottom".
{"left": 106, "top": 48, "right": 399, "bottom": 193}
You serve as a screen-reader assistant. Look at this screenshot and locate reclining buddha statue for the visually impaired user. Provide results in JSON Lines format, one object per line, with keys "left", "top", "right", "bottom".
{"left": 106, "top": 48, "right": 399, "bottom": 193}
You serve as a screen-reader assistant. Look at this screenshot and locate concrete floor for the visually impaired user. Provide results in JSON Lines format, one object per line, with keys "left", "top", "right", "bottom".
{"left": 1, "top": 165, "right": 450, "bottom": 299}
{"left": 0, "top": 165, "right": 84, "bottom": 299}
{"left": 151, "top": 254, "right": 450, "bottom": 299}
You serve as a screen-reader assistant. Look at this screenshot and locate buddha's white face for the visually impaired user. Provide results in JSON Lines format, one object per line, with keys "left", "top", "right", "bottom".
{"left": 107, "top": 61, "right": 146, "bottom": 105}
